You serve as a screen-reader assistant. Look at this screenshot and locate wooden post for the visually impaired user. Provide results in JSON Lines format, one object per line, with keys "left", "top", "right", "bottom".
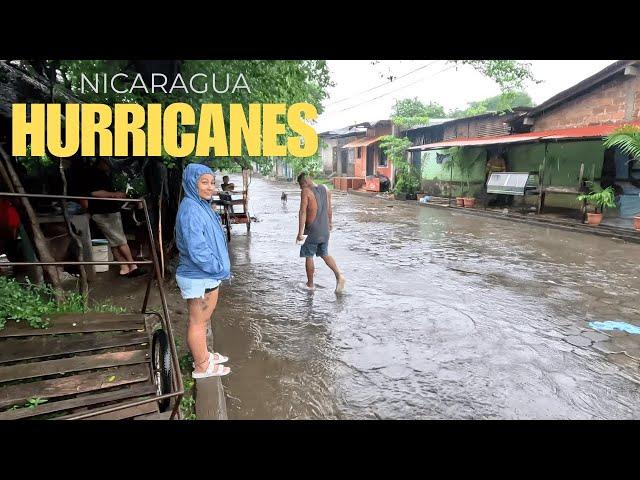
{"left": 0, "top": 151, "right": 14, "bottom": 193}
{"left": 59, "top": 160, "right": 89, "bottom": 304}
{"left": 449, "top": 160, "right": 453, "bottom": 207}
{"left": 537, "top": 143, "right": 548, "bottom": 215}
{"left": 0, "top": 145, "right": 62, "bottom": 295}
{"left": 578, "top": 162, "right": 587, "bottom": 223}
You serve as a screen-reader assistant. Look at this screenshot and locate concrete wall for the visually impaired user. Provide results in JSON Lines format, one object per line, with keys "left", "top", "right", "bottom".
{"left": 319, "top": 138, "right": 336, "bottom": 174}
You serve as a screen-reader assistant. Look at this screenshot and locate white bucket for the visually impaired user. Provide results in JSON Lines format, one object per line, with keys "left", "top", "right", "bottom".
{"left": 91, "top": 239, "right": 110, "bottom": 273}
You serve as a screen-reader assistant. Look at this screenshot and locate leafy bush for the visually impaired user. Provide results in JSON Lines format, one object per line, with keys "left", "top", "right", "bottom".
{"left": 0, "top": 277, "right": 126, "bottom": 331}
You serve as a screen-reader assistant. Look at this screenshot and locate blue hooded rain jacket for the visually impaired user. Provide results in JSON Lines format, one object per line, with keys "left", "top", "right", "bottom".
{"left": 175, "top": 163, "right": 231, "bottom": 280}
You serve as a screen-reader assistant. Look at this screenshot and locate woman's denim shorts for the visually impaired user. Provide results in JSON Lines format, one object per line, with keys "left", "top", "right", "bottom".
{"left": 175, "top": 275, "right": 221, "bottom": 299}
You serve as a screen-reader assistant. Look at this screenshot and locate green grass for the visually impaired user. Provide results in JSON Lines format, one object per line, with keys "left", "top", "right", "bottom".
{"left": 0, "top": 277, "right": 126, "bottom": 331}
{"left": 179, "top": 352, "right": 197, "bottom": 420}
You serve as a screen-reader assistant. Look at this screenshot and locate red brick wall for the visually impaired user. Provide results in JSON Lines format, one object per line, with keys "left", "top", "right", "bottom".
{"left": 532, "top": 74, "right": 640, "bottom": 131}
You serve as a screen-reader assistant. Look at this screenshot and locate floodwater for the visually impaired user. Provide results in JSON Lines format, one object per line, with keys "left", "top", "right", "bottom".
{"left": 102, "top": 175, "right": 640, "bottom": 419}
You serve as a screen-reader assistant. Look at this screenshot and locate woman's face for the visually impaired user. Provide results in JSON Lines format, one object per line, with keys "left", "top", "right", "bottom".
{"left": 197, "top": 174, "right": 215, "bottom": 200}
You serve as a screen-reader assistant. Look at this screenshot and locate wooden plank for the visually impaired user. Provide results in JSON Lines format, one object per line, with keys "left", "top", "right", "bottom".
{"left": 0, "top": 313, "right": 145, "bottom": 338}
{"left": 0, "top": 349, "right": 149, "bottom": 383}
{"left": 134, "top": 411, "right": 175, "bottom": 420}
{"left": 543, "top": 187, "right": 581, "bottom": 194}
{"left": 0, "top": 331, "right": 148, "bottom": 364}
{"left": 80, "top": 401, "right": 158, "bottom": 420}
{"left": 0, "top": 384, "right": 157, "bottom": 420}
{"left": 0, "top": 363, "right": 150, "bottom": 409}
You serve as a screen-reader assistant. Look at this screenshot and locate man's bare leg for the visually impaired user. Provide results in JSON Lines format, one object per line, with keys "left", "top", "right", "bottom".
{"left": 321, "top": 255, "right": 345, "bottom": 293}
{"left": 111, "top": 247, "right": 131, "bottom": 275}
{"left": 117, "top": 243, "right": 138, "bottom": 274}
{"left": 305, "top": 257, "right": 315, "bottom": 289}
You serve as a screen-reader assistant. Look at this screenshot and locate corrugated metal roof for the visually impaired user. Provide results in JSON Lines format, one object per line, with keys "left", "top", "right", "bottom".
{"left": 318, "top": 126, "right": 367, "bottom": 138}
{"left": 341, "top": 136, "right": 384, "bottom": 149}
{"left": 408, "top": 122, "right": 640, "bottom": 151}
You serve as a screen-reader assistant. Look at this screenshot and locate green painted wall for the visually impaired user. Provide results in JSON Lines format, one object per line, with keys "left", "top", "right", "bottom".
{"left": 420, "top": 147, "right": 486, "bottom": 197}
{"left": 419, "top": 140, "right": 606, "bottom": 209}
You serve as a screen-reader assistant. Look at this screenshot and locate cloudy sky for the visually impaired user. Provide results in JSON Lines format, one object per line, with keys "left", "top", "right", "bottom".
{"left": 314, "top": 60, "right": 617, "bottom": 132}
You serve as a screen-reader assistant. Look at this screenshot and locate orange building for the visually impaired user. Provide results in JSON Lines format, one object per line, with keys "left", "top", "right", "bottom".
{"left": 341, "top": 120, "right": 393, "bottom": 191}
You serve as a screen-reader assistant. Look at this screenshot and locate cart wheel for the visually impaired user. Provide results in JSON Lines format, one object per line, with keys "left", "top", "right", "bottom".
{"left": 152, "top": 329, "right": 172, "bottom": 412}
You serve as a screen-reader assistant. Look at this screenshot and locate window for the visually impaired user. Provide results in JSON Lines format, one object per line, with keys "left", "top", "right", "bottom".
{"left": 357, "top": 147, "right": 362, "bottom": 159}
{"left": 436, "top": 153, "right": 452, "bottom": 164}
{"left": 379, "top": 149, "right": 387, "bottom": 167}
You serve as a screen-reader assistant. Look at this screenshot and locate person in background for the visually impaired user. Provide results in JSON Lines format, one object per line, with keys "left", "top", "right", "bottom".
{"left": 221, "top": 175, "right": 235, "bottom": 192}
{"left": 68, "top": 159, "right": 145, "bottom": 278}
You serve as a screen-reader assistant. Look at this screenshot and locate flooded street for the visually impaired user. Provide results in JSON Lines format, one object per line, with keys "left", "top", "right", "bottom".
{"left": 100, "top": 174, "right": 640, "bottom": 420}
{"left": 199, "top": 175, "right": 640, "bottom": 419}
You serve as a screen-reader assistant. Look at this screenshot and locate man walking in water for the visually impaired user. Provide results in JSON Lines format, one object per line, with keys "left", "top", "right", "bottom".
{"left": 296, "top": 172, "right": 346, "bottom": 293}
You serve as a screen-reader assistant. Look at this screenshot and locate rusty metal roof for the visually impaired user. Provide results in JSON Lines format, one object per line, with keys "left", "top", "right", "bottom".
{"left": 341, "top": 136, "right": 384, "bottom": 149}
{"left": 408, "top": 122, "right": 640, "bottom": 151}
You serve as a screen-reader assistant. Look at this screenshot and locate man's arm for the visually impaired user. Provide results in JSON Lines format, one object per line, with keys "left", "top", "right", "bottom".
{"left": 297, "top": 189, "right": 309, "bottom": 241}
{"left": 91, "top": 190, "right": 126, "bottom": 199}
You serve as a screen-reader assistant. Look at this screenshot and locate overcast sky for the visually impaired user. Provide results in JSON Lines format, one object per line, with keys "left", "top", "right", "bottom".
{"left": 314, "top": 60, "right": 617, "bottom": 132}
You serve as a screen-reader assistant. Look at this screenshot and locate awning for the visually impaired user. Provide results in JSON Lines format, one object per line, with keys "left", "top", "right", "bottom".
{"left": 408, "top": 122, "right": 640, "bottom": 151}
{"left": 341, "top": 136, "right": 383, "bottom": 149}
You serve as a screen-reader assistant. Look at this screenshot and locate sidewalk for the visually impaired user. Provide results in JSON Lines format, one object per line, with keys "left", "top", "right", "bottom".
{"left": 344, "top": 189, "right": 640, "bottom": 244}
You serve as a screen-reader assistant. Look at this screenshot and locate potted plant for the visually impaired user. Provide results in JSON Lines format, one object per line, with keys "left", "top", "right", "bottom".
{"left": 577, "top": 185, "right": 617, "bottom": 226}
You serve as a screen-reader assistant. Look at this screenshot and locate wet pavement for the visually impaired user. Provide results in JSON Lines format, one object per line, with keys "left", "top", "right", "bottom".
{"left": 96, "top": 174, "right": 640, "bottom": 419}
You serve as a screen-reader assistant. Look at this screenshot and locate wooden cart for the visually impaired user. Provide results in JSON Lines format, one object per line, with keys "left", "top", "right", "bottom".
{"left": 212, "top": 169, "right": 252, "bottom": 243}
{"left": 0, "top": 192, "right": 183, "bottom": 420}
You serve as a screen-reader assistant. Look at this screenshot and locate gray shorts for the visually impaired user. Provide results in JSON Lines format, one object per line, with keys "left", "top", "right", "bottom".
{"left": 92, "top": 212, "right": 127, "bottom": 247}
{"left": 300, "top": 240, "right": 329, "bottom": 258}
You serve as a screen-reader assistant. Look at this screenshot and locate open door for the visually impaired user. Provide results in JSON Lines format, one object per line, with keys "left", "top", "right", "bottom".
{"left": 366, "top": 146, "right": 375, "bottom": 176}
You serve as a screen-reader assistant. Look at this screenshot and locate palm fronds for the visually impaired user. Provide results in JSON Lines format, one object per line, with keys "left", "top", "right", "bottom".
{"left": 603, "top": 125, "right": 640, "bottom": 160}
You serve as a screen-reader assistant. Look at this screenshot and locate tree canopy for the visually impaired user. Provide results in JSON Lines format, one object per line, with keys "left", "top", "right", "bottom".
{"left": 448, "top": 91, "right": 535, "bottom": 118}
{"left": 35, "top": 60, "right": 333, "bottom": 170}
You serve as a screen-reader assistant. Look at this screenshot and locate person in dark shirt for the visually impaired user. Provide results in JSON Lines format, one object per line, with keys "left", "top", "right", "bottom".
{"left": 68, "top": 159, "right": 144, "bottom": 278}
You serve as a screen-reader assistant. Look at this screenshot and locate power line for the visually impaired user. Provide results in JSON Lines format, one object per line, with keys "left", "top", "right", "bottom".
{"left": 322, "top": 63, "right": 457, "bottom": 115}
{"left": 324, "top": 60, "right": 443, "bottom": 107}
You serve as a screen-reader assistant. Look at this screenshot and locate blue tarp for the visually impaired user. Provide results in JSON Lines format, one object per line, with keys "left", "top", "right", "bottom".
{"left": 589, "top": 321, "right": 640, "bottom": 335}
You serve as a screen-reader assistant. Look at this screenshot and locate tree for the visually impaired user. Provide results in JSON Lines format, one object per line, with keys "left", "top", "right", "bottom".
{"left": 448, "top": 91, "right": 534, "bottom": 118}
{"left": 603, "top": 125, "right": 640, "bottom": 160}
{"left": 24, "top": 60, "right": 333, "bottom": 254}
{"left": 391, "top": 98, "right": 446, "bottom": 128}
{"left": 56, "top": 60, "right": 333, "bottom": 170}
{"left": 454, "top": 60, "right": 537, "bottom": 93}
{"left": 379, "top": 136, "right": 418, "bottom": 194}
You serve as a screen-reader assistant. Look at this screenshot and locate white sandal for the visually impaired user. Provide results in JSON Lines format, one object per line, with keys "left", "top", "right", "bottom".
{"left": 192, "top": 352, "right": 228, "bottom": 368}
{"left": 192, "top": 355, "right": 231, "bottom": 378}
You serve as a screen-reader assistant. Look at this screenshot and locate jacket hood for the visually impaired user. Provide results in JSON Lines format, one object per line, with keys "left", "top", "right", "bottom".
{"left": 182, "top": 163, "right": 215, "bottom": 203}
